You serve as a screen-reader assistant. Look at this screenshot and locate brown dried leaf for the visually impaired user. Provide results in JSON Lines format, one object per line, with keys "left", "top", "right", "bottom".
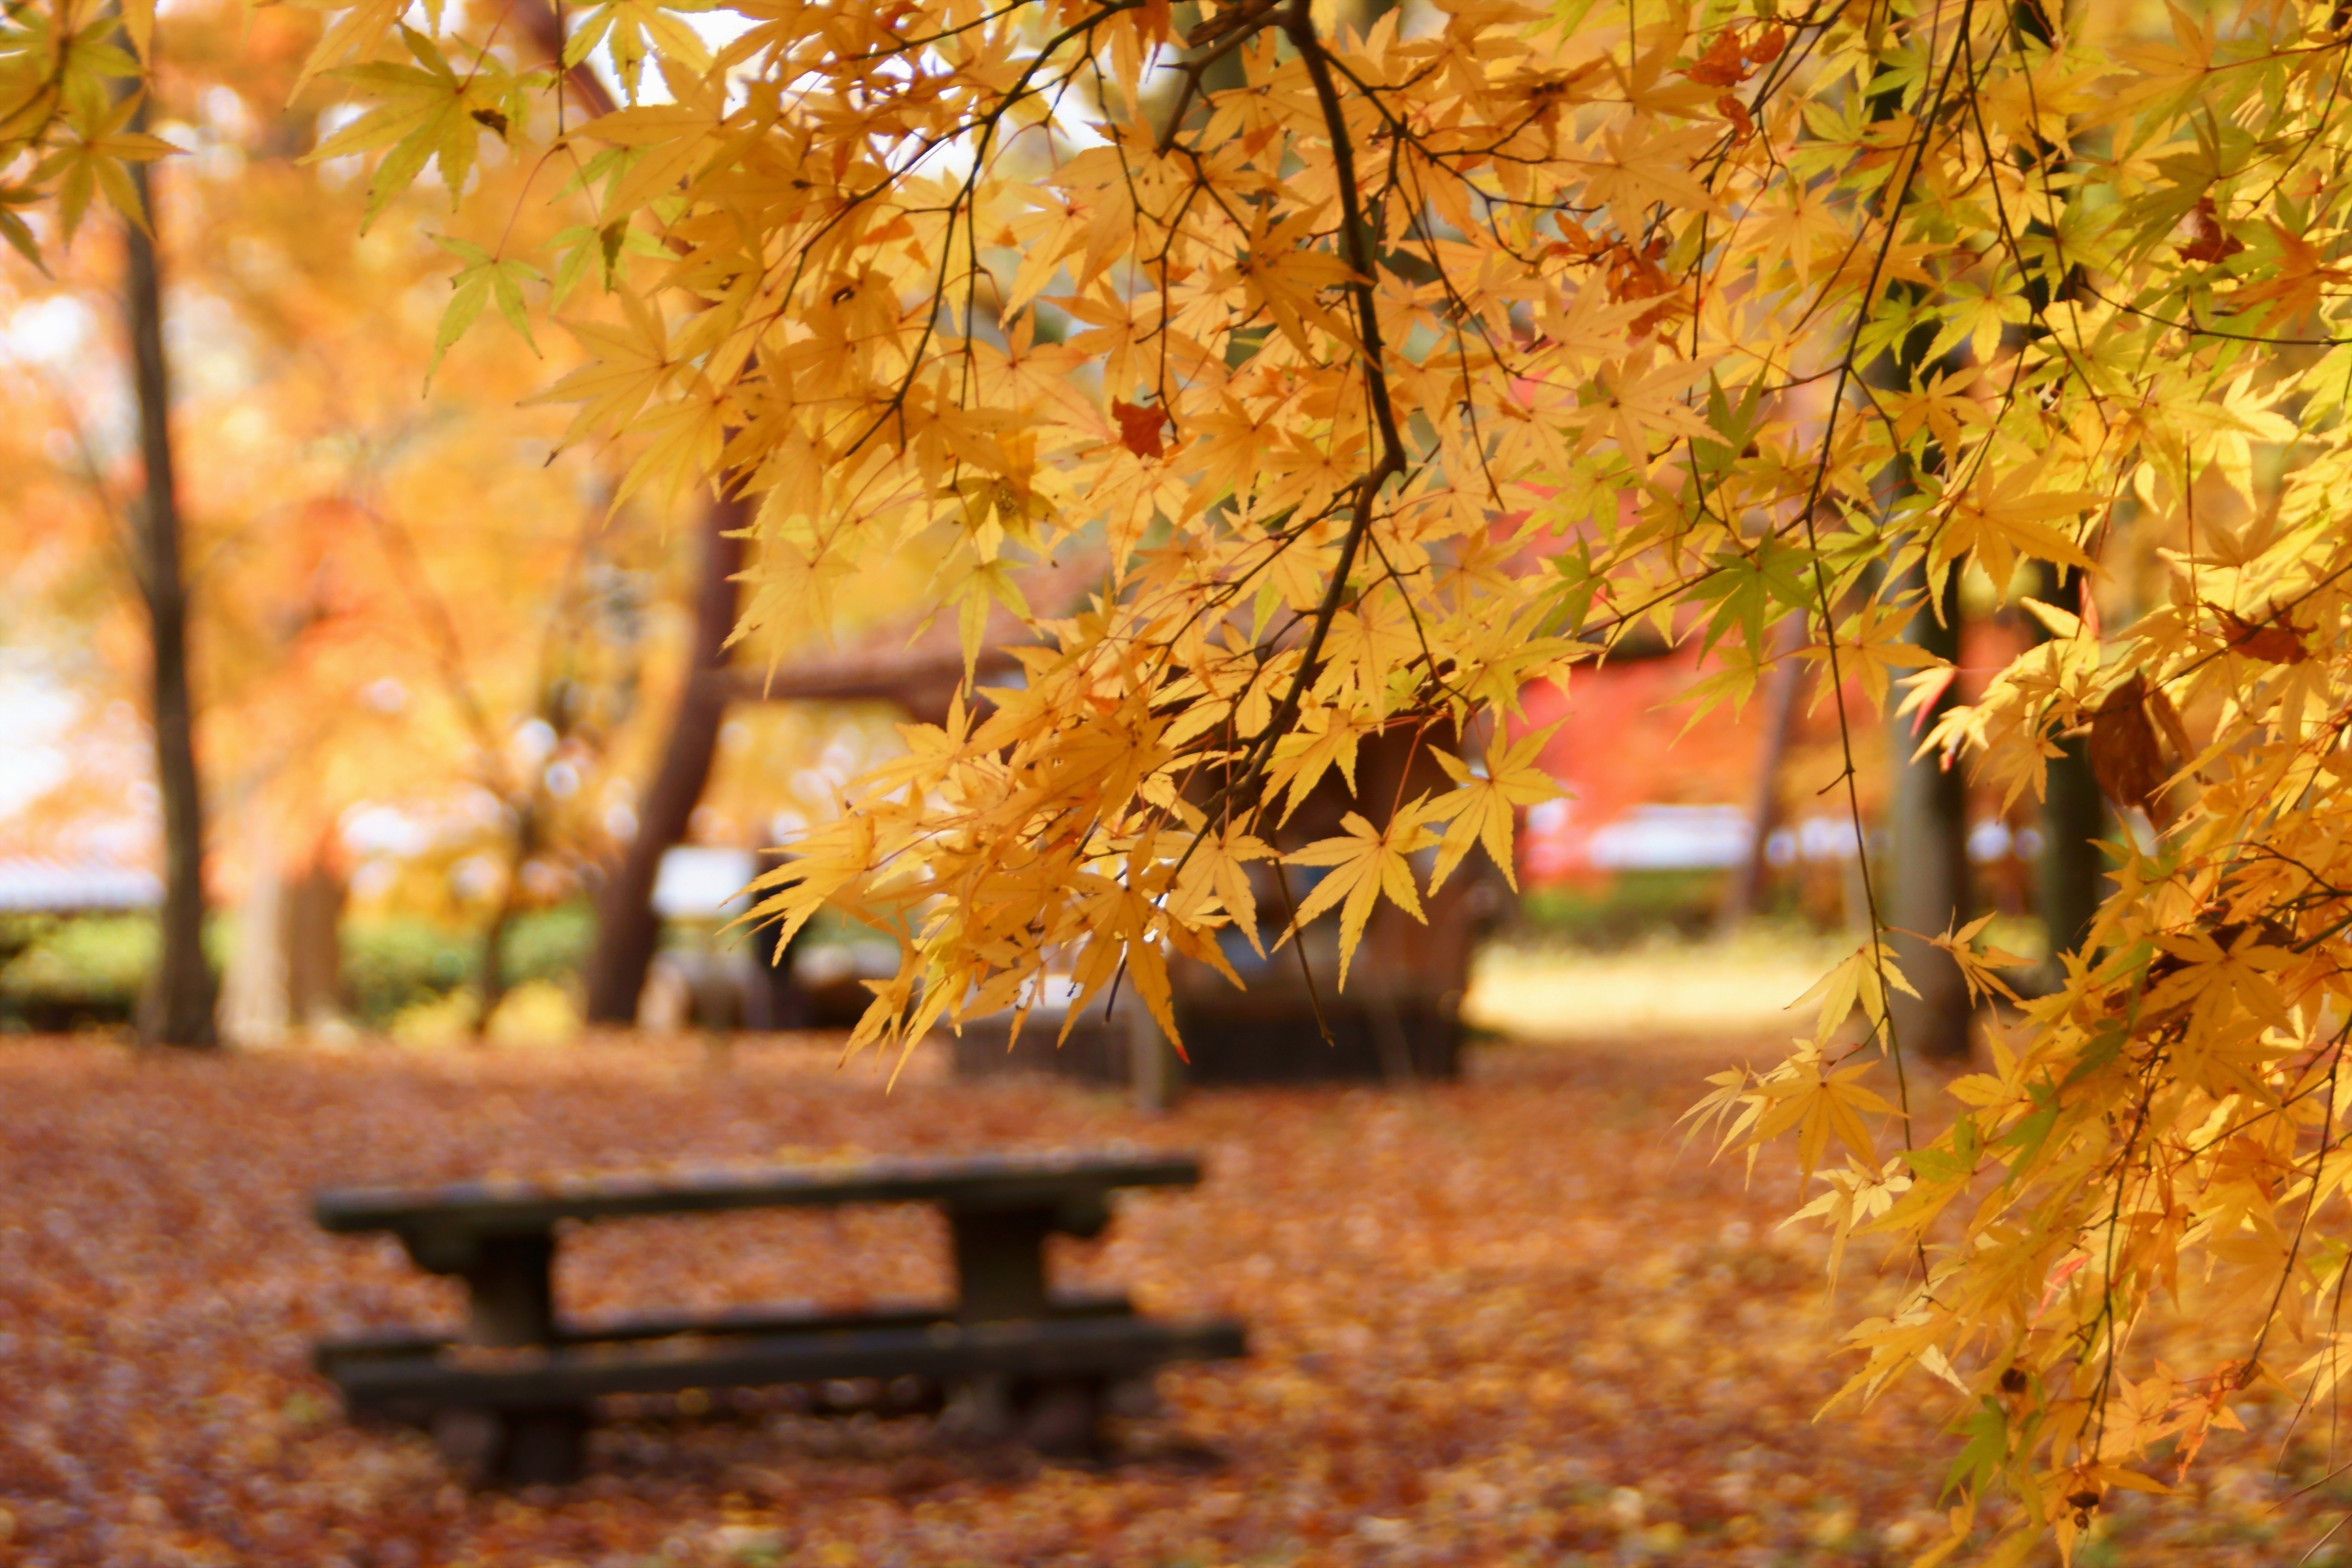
{"left": 2215, "top": 605, "right": 2308, "bottom": 664}
{"left": 1111, "top": 398, "right": 1169, "bottom": 459}
{"left": 2090, "top": 673, "right": 2168, "bottom": 815}
{"left": 1685, "top": 31, "right": 1748, "bottom": 88}
{"left": 2178, "top": 197, "right": 2246, "bottom": 265}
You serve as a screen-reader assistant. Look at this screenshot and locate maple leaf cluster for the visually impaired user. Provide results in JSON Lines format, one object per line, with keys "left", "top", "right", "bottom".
{"left": 0, "top": 0, "right": 178, "bottom": 261}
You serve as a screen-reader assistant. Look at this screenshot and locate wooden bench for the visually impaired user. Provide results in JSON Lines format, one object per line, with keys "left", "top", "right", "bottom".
{"left": 312, "top": 1149, "right": 1246, "bottom": 1484}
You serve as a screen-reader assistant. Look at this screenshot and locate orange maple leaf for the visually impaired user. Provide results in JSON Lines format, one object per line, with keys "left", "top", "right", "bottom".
{"left": 1111, "top": 399, "right": 1171, "bottom": 458}
{"left": 1686, "top": 31, "right": 1747, "bottom": 88}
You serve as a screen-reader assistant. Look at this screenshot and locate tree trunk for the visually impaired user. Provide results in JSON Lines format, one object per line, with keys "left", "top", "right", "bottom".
{"left": 583, "top": 493, "right": 747, "bottom": 1024}
{"left": 1718, "top": 615, "right": 1806, "bottom": 936}
{"left": 1886, "top": 568, "right": 1972, "bottom": 1061}
{"left": 1997, "top": 0, "right": 2104, "bottom": 975}
{"left": 218, "top": 800, "right": 285, "bottom": 1047}
{"left": 125, "top": 126, "right": 216, "bottom": 1049}
{"left": 475, "top": 798, "right": 546, "bottom": 1033}
{"left": 282, "top": 851, "right": 346, "bottom": 1028}
{"left": 2031, "top": 563, "right": 2106, "bottom": 970}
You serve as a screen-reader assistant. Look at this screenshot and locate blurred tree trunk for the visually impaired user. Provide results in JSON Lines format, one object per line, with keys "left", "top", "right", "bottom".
{"left": 125, "top": 113, "right": 217, "bottom": 1049}
{"left": 282, "top": 849, "right": 345, "bottom": 1028}
{"left": 2006, "top": 1, "right": 2103, "bottom": 978}
{"left": 1852, "top": 52, "right": 1971, "bottom": 1060}
{"left": 476, "top": 796, "right": 546, "bottom": 1031}
{"left": 1718, "top": 615, "right": 1805, "bottom": 935}
{"left": 2032, "top": 563, "right": 2106, "bottom": 970}
{"left": 1886, "top": 568, "right": 1972, "bottom": 1061}
{"left": 583, "top": 493, "right": 746, "bottom": 1024}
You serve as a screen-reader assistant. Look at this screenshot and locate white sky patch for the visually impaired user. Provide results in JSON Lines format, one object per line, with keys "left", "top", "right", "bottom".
{"left": 0, "top": 293, "right": 137, "bottom": 489}
{"left": 165, "top": 291, "right": 261, "bottom": 402}
{"left": 3, "top": 295, "right": 98, "bottom": 366}
{"left": 0, "top": 661, "right": 76, "bottom": 823}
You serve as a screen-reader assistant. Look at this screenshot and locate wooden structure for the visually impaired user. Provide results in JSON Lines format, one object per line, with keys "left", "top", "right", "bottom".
{"left": 311, "top": 1151, "right": 1245, "bottom": 1484}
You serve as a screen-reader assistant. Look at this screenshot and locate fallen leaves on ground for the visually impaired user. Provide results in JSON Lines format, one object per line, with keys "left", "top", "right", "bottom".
{"left": 0, "top": 1032, "right": 2343, "bottom": 1565}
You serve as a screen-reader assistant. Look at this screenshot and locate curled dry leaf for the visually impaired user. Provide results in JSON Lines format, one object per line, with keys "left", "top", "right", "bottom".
{"left": 1685, "top": 31, "right": 1750, "bottom": 88}
{"left": 2089, "top": 673, "right": 2169, "bottom": 816}
{"left": 2178, "top": 197, "right": 2246, "bottom": 264}
{"left": 2215, "top": 605, "right": 2309, "bottom": 664}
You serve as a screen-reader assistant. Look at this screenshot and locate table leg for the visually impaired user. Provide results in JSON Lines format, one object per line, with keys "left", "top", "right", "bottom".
{"left": 947, "top": 1205, "right": 1106, "bottom": 1456}
{"left": 493, "top": 1406, "right": 590, "bottom": 1486}
{"left": 457, "top": 1230, "right": 586, "bottom": 1484}
{"left": 462, "top": 1230, "right": 560, "bottom": 1346}
{"left": 948, "top": 1207, "right": 1054, "bottom": 1321}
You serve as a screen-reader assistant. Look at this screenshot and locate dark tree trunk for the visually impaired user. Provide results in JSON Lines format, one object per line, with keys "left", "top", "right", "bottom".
{"left": 125, "top": 131, "right": 216, "bottom": 1049}
{"left": 2002, "top": 6, "right": 2102, "bottom": 973}
{"left": 743, "top": 851, "right": 809, "bottom": 1031}
{"left": 583, "top": 493, "right": 747, "bottom": 1024}
{"left": 2031, "top": 564, "right": 2106, "bottom": 969}
{"left": 1886, "top": 568, "right": 1972, "bottom": 1061}
{"left": 1718, "top": 615, "right": 1806, "bottom": 935}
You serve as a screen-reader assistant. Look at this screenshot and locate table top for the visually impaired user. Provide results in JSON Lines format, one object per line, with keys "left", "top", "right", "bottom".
{"left": 315, "top": 1147, "right": 1203, "bottom": 1237}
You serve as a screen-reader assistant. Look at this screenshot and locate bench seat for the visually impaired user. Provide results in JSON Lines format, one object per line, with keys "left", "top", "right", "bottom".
{"left": 314, "top": 1290, "right": 1137, "bottom": 1371}
{"left": 333, "top": 1311, "right": 1246, "bottom": 1413}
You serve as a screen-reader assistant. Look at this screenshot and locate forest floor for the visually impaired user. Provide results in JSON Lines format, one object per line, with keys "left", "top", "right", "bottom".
{"left": 0, "top": 1027, "right": 2345, "bottom": 1568}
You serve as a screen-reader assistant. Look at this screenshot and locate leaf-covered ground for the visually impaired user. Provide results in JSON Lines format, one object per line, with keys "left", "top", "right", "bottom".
{"left": 0, "top": 1034, "right": 2342, "bottom": 1567}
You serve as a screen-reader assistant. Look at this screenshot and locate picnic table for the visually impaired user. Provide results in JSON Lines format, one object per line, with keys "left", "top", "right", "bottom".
{"left": 312, "top": 1149, "right": 1245, "bottom": 1484}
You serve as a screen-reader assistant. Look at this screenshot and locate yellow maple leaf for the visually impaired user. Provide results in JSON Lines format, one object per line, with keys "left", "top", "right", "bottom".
{"left": 1169, "top": 822, "right": 1275, "bottom": 955}
{"left": 527, "top": 289, "right": 685, "bottom": 449}
{"left": 1213, "top": 206, "right": 1359, "bottom": 354}
{"left": 1789, "top": 940, "right": 1916, "bottom": 1045}
{"left": 1281, "top": 806, "right": 1439, "bottom": 990}
{"left": 1931, "top": 459, "right": 2099, "bottom": 589}
{"left": 1746, "top": 1056, "right": 1896, "bottom": 1179}
{"left": 1424, "top": 723, "right": 1562, "bottom": 892}
{"left": 1267, "top": 704, "right": 1367, "bottom": 824}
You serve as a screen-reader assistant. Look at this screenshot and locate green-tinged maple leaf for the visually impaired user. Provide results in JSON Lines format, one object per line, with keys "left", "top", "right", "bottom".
{"left": 563, "top": 0, "right": 717, "bottom": 100}
{"left": 29, "top": 91, "right": 174, "bottom": 239}
{"left": 425, "top": 235, "right": 542, "bottom": 386}
{"left": 304, "top": 28, "right": 510, "bottom": 231}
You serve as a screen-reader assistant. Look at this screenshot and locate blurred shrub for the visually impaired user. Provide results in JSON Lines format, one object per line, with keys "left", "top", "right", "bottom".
{"left": 496, "top": 904, "right": 594, "bottom": 988}
{"left": 342, "top": 905, "right": 592, "bottom": 1024}
{"left": 1513, "top": 872, "right": 1726, "bottom": 949}
{"left": 486, "top": 979, "right": 580, "bottom": 1044}
{"left": 387, "top": 988, "right": 478, "bottom": 1047}
{"left": 0, "top": 915, "right": 156, "bottom": 1030}
{"left": 340, "top": 918, "right": 474, "bottom": 1022}
{"left": 0, "top": 906, "right": 597, "bottom": 1034}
